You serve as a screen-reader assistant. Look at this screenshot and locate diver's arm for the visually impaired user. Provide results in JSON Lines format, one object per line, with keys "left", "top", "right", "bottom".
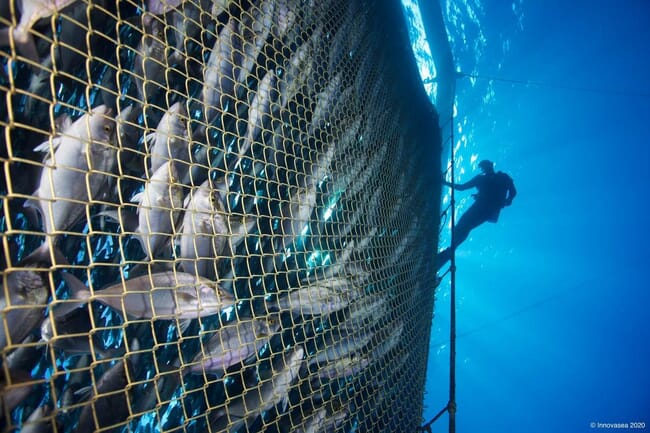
{"left": 504, "top": 177, "right": 517, "bottom": 206}
{"left": 442, "top": 176, "right": 478, "bottom": 191}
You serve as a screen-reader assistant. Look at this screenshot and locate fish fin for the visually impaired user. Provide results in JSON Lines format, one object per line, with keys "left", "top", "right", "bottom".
{"left": 74, "top": 385, "right": 93, "bottom": 401}
{"left": 144, "top": 132, "right": 156, "bottom": 146}
{"left": 14, "top": 30, "right": 40, "bottom": 66}
{"left": 97, "top": 345, "right": 126, "bottom": 360}
{"left": 49, "top": 302, "right": 87, "bottom": 323}
{"left": 62, "top": 273, "right": 92, "bottom": 302}
{"left": 121, "top": 209, "right": 140, "bottom": 233}
{"left": 95, "top": 208, "right": 139, "bottom": 233}
{"left": 179, "top": 319, "right": 192, "bottom": 335}
{"left": 20, "top": 243, "right": 69, "bottom": 267}
{"left": 33, "top": 136, "right": 63, "bottom": 153}
{"left": 280, "top": 396, "right": 289, "bottom": 413}
{"left": 130, "top": 191, "right": 144, "bottom": 204}
{"left": 22, "top": 199, "right": 43, "bottom": 228}
{"left": 55, "top": 114, "right": 73, "bottom": 132}
{"left": 94, "top": 209, "right": 119, "bottom": 223}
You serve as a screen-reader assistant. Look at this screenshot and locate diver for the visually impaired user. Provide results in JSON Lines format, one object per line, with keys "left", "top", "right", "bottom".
{"left": 438, "top": 159, "right": 517, "bottom": 270}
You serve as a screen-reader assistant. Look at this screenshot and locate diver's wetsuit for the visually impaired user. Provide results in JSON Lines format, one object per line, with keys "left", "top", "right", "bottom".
{"left": 438, "top": 171, "right": 516, "bottom": 269}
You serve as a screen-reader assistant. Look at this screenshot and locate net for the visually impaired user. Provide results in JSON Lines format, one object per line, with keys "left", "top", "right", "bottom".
{"left": 0, "top": 0, "right": 441, "bottom": 432}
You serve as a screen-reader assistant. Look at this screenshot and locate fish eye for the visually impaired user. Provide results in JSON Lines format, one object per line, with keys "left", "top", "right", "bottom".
{"left": 103, "top": 124, "right": 112, "bottom": 133}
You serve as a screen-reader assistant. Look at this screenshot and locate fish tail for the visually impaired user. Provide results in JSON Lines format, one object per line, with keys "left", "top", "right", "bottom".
{"left": 62, "top": 273, "right": 92, "bottom": 302}
{"left": 20, "top": 242, "right": 69, "bottom": 267}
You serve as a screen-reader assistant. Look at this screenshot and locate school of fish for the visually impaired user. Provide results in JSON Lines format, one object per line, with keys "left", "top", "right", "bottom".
{"left": 0, "top": 0, "right": 437, "bottom": 432}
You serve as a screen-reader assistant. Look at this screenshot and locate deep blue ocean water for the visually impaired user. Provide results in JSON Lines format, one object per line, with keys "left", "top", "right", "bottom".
{"left": 413, "top": 0, "right": 650, "bottom": 431}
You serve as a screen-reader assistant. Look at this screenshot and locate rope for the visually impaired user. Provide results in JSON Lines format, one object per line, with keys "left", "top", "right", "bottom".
{"left": 456, "top": 71, "right": 650, "bottom": 99}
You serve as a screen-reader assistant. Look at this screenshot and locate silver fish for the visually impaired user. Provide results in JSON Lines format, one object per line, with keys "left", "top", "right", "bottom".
{"left": 272, "top": 0, "right": 298, "bottom": 39}
{"left": 189, "top": 314, "right": 281, "bottom": 376}
{"left": 146, "top": 102, "right": 190, "bottom": 174}
{"left": 64, "top": 271, "right": 235, "bottom": 320}
{"left": 296, "top": 408, "right": 327, "bottom": 433}
{"left": 146, "top": 0, "right": 181, "bottom": 15}
{"left": 0, "top": 245, "right": 58, "bottom": 350}
{"left": 277, "top": 275, "right": 360, "bottom": 316}
{"left": 167, "top": 0, "right": 218, "bottom": 66}
{"left": 235, "top": 69, "right": 278, "bottom": 162}
{"left": 308, "top": 74, "right": 343, "bottom": 135}
{"left": 131, "top": 161, "right": 185, "bottom": 260}
{"left": 202, "top": 18, "right": 239, "bottom": 123}
{"left": 179, "top": 179, "right": 228, "bottom": 278}
{"left": 234, "top": 0, "right": 275, "bottom": 86}
{"left": 211, "top": 0, "right": 232, "bottom": 18}
{"left": 0, "top": 0, "right": 77, "bottom": 63}
{"left": 316, "top": 353, "right": 369, "bottom": 380}
{"left": 20, "top": 404, "right": 54, "bottom": 433}
{"left": 371, "top": 321, "right": 404, "bottom": 360}
{"left": 134, "top": 14, "right": 167, "bottom": 108}
{"left": 337, "top": 291, "right": 387, "bottom": 332}
{"left": 76, "top": 340, "right": 139, "bottom": 432}
{"left": 308, "top": 328, "right": 373, "bottom": 367}
{"left": 210, "top": 345, "right": 304, "bottom": 431}
{"left": 115, "top": 104, "right": 143, "bottom": 171}
{"left": 40, "top": 303, "right": 123, "bottom": 358}
{"left": 30, "top": 105, "right": 116, "bottom": 237}
{"left": 278, "top": 26, "right": 318, "bottom": 109}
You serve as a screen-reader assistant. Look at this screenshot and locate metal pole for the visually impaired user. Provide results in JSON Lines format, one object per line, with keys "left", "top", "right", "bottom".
{"left": 448, "top": 81, "right": 457, "bottom": 433}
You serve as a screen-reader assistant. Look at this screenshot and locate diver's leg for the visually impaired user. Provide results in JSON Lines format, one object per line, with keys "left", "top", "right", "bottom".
{"left": 452, "top": 205, "right": 487, "bottom": 249}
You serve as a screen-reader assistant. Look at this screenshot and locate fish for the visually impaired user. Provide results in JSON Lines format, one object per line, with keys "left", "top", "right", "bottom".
{"left": 308, "top": 74, "right": 343, "bottom": 135}
{"left": 211, "top": 0, "right": 232, "bottom": 18}
{"left": 315, "top": 353, "right": 369, "bottom": 380}
{"left": 40, "top": 303, "right": 124, "bottom": 358}
{"left": 115, "top": 104, "right": 144, "bottom": 172}
{"left": 202, "top": 18, "right": 239, "bottom": 123}
{"left": 63, "top": 270, "right": 236, "bottom": 320}
{"left": 0, "top": 246, "right": 58, "bottom": 351}
{"left": 337, "top": 291, "right": 387, "bottom": 332}
{"left": 262, "top": 138, "right": 336, "bottom": 273}
{"left": 59, "top": 355, "right": 91, "bottom": 413}
{"left": 278, "top": 26, "right": 318, "bottom": 109}
{"left": 277, "top": 275, "right": 361, "bottom": 317}
{"left": 20, "top": 404, "right": 54, "bottom": 433}
{"left": 234, "top": 69, "right": 279, "bottom": 164}
{"left": 29, "top": 105, "right": 116, "bottom": 238}
{"left": 166, "top": 0, "right": 218, "bottom": 74}
{"left": 145, "top": 101, "right": 191, "bottom": 174}
{"left": 295, "top": 407, "right": 327, "bottom": 433}
{"left": 76, "top": 340, "right": 139, "bottom": 432}
{"left": 188, "top": 314, "right": 281, "bottom": 376}
{"left": 131, "top": 161, "right": 185, "bottom": 260}
{"left": 210, "top": 345, "right": 305, "bottom": 431}
{"left": 134, "top": 14, "right": 167, "bottom": 111}
{"left": 234, "top": 0, "right": 275, "bottom": 87}
{"left": 308, "top": 328, "right": 373, "bottom": 367}
{"left": 0, "top": 0, "right": 78, "bottom": 64}
{"left": 272, "top": 0, "right": 298, "bottom": 40}
{"left": 179, "top": 179, "right": 228, "bottom": 278}
{"left": 146, "top": 0, "right": 181, "bottom": 15}
{"left": 371, "top": 321, "right": 404, "bottom": 360}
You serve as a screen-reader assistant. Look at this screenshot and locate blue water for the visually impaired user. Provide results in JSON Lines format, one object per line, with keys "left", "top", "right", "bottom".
{"left": 417, "top": 0, "right": 650, "bottom": 431}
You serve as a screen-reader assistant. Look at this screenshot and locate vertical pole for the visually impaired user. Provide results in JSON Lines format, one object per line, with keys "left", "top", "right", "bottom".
{"left": 448, "top": 83, "right": 457, "bottom": 433}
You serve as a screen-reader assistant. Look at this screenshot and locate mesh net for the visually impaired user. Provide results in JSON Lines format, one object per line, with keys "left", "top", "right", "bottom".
{"left": 0, "top": 0, "right": 440, "bottom": 432}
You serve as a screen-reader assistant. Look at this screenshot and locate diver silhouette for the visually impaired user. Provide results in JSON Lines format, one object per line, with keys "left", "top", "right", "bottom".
{"left": 438, "top": 160, "right": 517, "bottom": 270}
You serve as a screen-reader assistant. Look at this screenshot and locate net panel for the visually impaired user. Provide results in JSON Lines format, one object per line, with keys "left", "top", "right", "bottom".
{"left": 0, "top": 0, "right": 441, "bottom": 432}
